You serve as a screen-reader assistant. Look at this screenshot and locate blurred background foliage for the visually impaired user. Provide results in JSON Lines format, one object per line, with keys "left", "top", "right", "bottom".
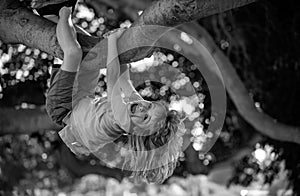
{"left": 0, "top": 0, "right": 300, "bottom": 195}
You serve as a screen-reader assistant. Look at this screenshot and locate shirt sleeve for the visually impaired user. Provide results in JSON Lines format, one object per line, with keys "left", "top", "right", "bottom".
{"left": 110, "top": 82, "right": 132, "bottom": 132}
{"left": 72, "top": 67, "right": 100, "bottom": 107}
{"left": 59, "top": 97, "right": 118, "bottom": 156}
{"left": 123, "top": 91, "right": 144, "bottom": 103}
{"left": 46, "top": 68, "right": 76, "bottom": 126}
{"left": 72, "top": 45, "right": 105, "bottom": 107}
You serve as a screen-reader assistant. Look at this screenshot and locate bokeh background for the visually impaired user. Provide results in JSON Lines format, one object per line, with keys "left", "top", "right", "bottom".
{"left": 0, "top": 0, "right": 300, "bottom": 195}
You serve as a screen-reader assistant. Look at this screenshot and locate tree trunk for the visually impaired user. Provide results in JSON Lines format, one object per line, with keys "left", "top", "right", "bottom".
{"left": 0, "top": 107, "right": 60, "bottom": 135}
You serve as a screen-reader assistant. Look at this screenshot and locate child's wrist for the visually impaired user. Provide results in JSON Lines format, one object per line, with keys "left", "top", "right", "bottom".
{"left": 63, "top": 51, "right": 82, "bottom": 65}
{"left": 64, "top": 48, "right": 83, "bottom": 58}
{"left": 108, "top": 35, "right": 117, "bottom": 43}
{"left": 61, "top": 52, "right": 82, "bottom": 72}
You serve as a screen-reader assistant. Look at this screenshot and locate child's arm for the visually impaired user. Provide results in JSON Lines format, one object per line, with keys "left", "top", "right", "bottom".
{"left": 106, "top": 32, "right": 121, "bottom": 99}
{"left": 106, "top": 30, "right": 132, "bottom": 131}
{"left": 55, "top": 7, "right": 99, "bottom": 105}
{"left": 119, "top": 64, "right": 143, "bottom": 100}
{"left": 56, "top": 7, "right": 82, "bottom": 72}
{"left": 46, "top": 7, "right": 82, "bottom": 126}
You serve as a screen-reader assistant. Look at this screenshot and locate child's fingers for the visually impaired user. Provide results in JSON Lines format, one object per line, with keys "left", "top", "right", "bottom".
{"left": 59, "top": 6, "right": 72, "bottom": 20}
{"left": 56, "top": 6, "right": 81, "bottom": 52}
{"left": 57, "top": 7, "right": 74, "bottom": 35}
{"left": 57, "top": 19, "right": 73, "bottom": 39}
{"left": 56, "top": 11, "right": 77, "bottom": 49}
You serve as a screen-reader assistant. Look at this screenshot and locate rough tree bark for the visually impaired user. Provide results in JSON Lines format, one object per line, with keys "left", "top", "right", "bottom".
{"left": 0, "top": 0, "right": 257, "bottom": 64}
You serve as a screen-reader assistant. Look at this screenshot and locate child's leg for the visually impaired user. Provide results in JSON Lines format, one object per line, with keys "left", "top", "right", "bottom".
{"left": 46, "top": 66, "right": 76, "bottom": 126}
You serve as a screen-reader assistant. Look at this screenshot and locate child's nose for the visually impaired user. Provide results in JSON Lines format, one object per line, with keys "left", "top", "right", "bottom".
{"left": 139, "top": 105, "right": 147, "bottom": 112}
{"left": 137, "top": 105, "right": 143, "bottom": 112}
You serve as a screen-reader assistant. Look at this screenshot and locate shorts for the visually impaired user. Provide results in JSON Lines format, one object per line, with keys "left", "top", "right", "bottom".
{"left": 46, "top": 67, "right": 77, "bottom": 126}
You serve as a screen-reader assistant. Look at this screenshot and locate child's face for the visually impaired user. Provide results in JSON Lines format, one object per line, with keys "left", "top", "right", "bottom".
{"left": 128, "top": 100, "right": 167, "bottom": 133}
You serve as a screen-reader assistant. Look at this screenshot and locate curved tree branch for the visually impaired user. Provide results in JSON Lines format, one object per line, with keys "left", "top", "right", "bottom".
{"left": 179, "top": 23, "right": 300, "bottom": 144}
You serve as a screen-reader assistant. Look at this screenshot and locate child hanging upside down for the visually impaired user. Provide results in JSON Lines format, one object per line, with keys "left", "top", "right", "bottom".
{"left": 46, "top": 6, "right": 185, "bottom": 183}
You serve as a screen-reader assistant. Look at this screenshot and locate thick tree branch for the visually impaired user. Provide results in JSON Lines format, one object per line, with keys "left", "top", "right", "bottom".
{"left": 178, "top": 23, "right": 300, "bottom": 144}
{"left": 0, "top": 0, "right": 100, "bottom": 60}
{"left": 0, "top": 0, "right": 257, "bottom": 66}
{"left": 156, "top": 22, "right": 300, "bottom": 144}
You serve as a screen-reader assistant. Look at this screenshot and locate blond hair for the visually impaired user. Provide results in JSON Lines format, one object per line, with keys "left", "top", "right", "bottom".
{"left": 119, "top": 110, "right": 185, "bottom": 183}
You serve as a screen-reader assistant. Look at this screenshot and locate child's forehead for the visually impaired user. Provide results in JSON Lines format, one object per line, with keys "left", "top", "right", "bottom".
{"left": 153, "top": 101, "right": 168, "bottom": 112}
{"left": 153, "top": 103, "right": 168, "bottom": 118}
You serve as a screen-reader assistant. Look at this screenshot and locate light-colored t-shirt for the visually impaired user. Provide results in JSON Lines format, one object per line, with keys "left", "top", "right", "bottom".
{"left": 59, "top": 91, "right": 143, "bottom": 156}
{"left": 59, "top": 96, "right": 122, "bottom": 155}
{"left": 59, "top": 61, "right": 143, "bottom": 156}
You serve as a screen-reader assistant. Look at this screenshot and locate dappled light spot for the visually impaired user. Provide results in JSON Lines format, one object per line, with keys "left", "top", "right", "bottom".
{"left": 192, "top": 142, "right": 202, "bottom": 151}
{"left": 180, "top": 32, "right": 193, "bottom": 45}
{"left": 76, "top": 4, "right": 95, "bottom": 21}
{"left": 191, "top": 126, "right": 203, "bottom": 137}
{"left": 173, "top": 44, "right": 181, "bottom": 51}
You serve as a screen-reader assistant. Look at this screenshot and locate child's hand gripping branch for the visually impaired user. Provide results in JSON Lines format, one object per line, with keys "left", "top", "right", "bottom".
{"left": 56, "top": 6, "right": 82, "bottom": 72}
{"left": 46, "top": 6, "right": 83, "bottom": 127}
